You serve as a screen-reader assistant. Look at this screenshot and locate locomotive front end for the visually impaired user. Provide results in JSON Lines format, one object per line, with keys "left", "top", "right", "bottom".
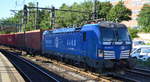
{"left": 98, "top": 22, "right": 133, "bottom": 69}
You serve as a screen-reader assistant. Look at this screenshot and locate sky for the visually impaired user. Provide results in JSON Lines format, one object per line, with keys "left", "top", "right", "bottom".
{"left": 0, "top": 0, "right": 115, "bottom": 19}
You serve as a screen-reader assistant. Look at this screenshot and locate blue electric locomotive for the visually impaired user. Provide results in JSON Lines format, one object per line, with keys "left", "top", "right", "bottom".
{"left": 42, "top": 22, "right": 132, "bottom": 72}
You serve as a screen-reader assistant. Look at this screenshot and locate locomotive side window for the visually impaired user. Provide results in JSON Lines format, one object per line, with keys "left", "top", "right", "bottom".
{"left": 83, "top": 32, "right": 86, "bottom": 41}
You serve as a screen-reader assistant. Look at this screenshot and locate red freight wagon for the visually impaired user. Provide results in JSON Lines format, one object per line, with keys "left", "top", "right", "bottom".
{"left": 0, "top": 35, "right": 2, "bottom": 44}
{"left": 5, "top": 34, "right": 16, "bottom": 46}
{"left": 3, "top": 34, "right": 8, "bottom": 44}
{"left": 15, "top": 32, "right": 25, "bottom": 48}
{"left": 0, "top": 34, "right": 6, "bottom": 44}
{"left": 0, "top": 34, "right": 15, "bottom": 45}
{"left": 2, "top": 34, "right": 7, "bottom": 44}
{"left": 25, "top": 30, "right": 42, "bottom": 52}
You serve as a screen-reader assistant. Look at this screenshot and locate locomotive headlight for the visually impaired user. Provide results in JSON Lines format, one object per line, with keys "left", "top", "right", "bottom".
{"left": 98, "top": 50, "right": 103, "bottom": 57}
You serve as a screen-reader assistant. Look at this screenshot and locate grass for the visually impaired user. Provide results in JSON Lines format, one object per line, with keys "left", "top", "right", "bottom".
{"left": 145, "top": 43, "right": 150, "bottom": 45}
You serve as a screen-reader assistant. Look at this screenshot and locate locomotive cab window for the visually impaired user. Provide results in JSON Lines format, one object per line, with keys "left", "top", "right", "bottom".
{"left": 101, "top": 28, "right": 115, "bottom": 42}
{"left": 117, "top": 28, "right": 130, "bottom": 41}
{"left": 101, "top": 27, "right": 130, "bottom": 42}
{"left": 83, "top": 32, "right": 86, "bottom": 41}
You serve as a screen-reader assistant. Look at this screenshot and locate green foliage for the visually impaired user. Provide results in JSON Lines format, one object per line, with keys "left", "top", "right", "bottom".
{"left": 0, "top": 17, "right": 18, "bottom": 33}
{"left": 56, "top": 2, "right": 92, "bottom": 27}
{"left": 56, "top": 3, "right": 72, "bottom": 27}
{"left": 39, "top": 9, "right": 51, "bottom": 29}
{"left": 0, "top": 1, "right": 131, "bottom": 33}
{"left": 107, "top": 1, "right": 131, "bottom": 22}
{"left": 26, "top": 2, "right": 36, "bottom": 31}
{"left": 138, "top": 4, "right": 150, "bottom": 32}
{"left": 145, "top": 43, "right": 150, "bottom": 45}
{"left": 128, "top": 28, "right": 138, "bottom": 39}
{"left": 97, "top": 2, "right": 112, "bottom": 19}
{"left": 0, "top": 31, "right": 7, "bottom": 34}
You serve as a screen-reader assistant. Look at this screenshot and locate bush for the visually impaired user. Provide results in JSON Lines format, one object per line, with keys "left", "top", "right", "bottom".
{"left": 128, "top": 28, "right": 139, "bottom": 39}
{"left": 145, "top": 43, "right": 150, "bottom": 45}
{"left": 138, "top": 26, "right": 150, "bottom": 33}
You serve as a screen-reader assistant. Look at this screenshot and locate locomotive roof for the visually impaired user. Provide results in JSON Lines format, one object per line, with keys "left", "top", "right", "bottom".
{"left": 44, "top": 22, "right": 127, "bottom": 34}
{"left": 52, "top": 28, "right": 76, "bottom": 33}
{"left": 98, "top": 22, "right": 127, "bottom": 28}
{"left": 83, "top": 21, "right": 127, "bottom": 28}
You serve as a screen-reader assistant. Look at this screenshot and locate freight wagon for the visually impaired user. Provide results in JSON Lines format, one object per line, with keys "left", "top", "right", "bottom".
{"left": 0, "top": 30, "right": 42, "bottom": 53}
{"left": 25, "top": 30, "right": 42, "bottom": 53}
{"left": 0, "top": 34, "right": 15, "bottom": 46}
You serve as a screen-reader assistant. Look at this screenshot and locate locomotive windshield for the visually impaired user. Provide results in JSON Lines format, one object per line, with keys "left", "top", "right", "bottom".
{"left": 101, "top": 28, "right": 130, "bottom": 42}
{"left": 117, "top": 28, "right": 130, "bottom": 41}
{"left": 101, "top": 28, "right": 116, "bottom": 41}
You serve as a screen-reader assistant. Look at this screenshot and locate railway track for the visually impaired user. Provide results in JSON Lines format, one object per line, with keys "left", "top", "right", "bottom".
{"left": 2, "top": 50, "right": 119, "bottom": 81}
{"left": 1, "top": 47, "right": 150, "bottom": 82}
{"left": 111, "top": 67, "right": 150, "bottom": 82}
{"left": 0, "top": 47, "right": 116, "bottom": 81}
{"left": 24, "top": 55, "right": 150, "bottom": 82}
{"left": 1, "top": 50, "right": 67, "bottom": 82}
{"left": 19, "top": 54, "right": 150, "bottom": 82}
{"left": 23, "top": 55, "right": 117, "bottom": 82}
{"left": 134, "top": 67, "right": 150, "bottom": 74}
{"left": 127, "top": 68, "right": 150, "bottom": 77}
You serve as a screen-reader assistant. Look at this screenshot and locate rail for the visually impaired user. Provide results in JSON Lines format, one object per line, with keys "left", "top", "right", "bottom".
{"left": 1, "top": 50, "right": 61, "bottom": 82}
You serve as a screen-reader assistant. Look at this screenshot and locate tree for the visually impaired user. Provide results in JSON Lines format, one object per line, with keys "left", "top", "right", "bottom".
{"left": 26, "top": 2, "right": 36, "bottom": 31}
{"left": 70, "top": 2, "right": 90, "bottom": 26}
{"left": 70, "top": 3, "right": 84, "bottom": 26}
{"left": 0, "top": 16, "right": 19, "bottom": 33}
{"left": 0, "top": 1, "right": 134, "bottom": 33}
{"left": 138, "top": 4, "right": 150, "bottom": 32}
{"left": 80, "top": 1, "right": 93, "bottom": 21}
{"left": 97, "top": 2, "right": 112, "bottom": 19}
{"left": 56, "top": 1, "right": 93, "bottom": 27}
{"left": 107, "top": 1, "right": 131, "bottom": 22}
{"left": 56, "top": 3, "right": 71, "bottom": 27}
{"left": 39, "top": 9, "right": 50, "bottom": 29}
